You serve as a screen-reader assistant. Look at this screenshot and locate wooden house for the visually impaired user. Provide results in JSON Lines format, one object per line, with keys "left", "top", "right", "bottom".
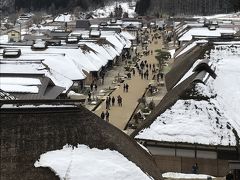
{"left": 7, "top": 30, "right": 21, "bottom": 42}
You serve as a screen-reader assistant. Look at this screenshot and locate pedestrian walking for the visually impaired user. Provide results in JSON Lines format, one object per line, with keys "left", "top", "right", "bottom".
{"left": 141, "top": 71, "right": 144, "bottom": 79}
{"left": 88, "top": 91, "right": 91, "bottom": 100}
{"left": 123, "top": 84, "right": 126, "bottom": 92}
{"left": 192, "top": 163, "right": 198, "bottom": 174}
{"left": 117, "top": 95, "right": 122, "bottom": 107}
{"left": 90, "top": 82, "right": 94, "bottom": 91}
{"left": 125, "top": 83, "right": 129, "bottom": 92}
{"left": 94, "top": 84, "right": 97, "bottom": 91}
{"left": 160, "top": 72, "right": 164, "bottom": 80}
{"left": 106, "top": 97, "right": 110, "bottom": 110}
{"left": 112, "top": 96, "right": 115, "bottom": 106}
{"left": 108, "top": 96, "right": 111, "bottom": 106}
{"left": 132, "top": 68, "right": 135, "bottom": 76}
{"left": 119, "top": 96, "right": 122, "bottom": 106}
{"left": 149, "top": 64, "right": 152, "bottom": 69}
{"left": 100, "top": 111, "right": 105, "bottom": 120}
{"left": 226, "top": 171, "right": 234, "bottom": 180}
{"left": 105, "top": 110, "right": 110, "bottom": 122}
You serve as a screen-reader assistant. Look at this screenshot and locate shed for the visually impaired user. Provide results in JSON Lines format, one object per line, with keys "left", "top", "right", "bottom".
{"left": 7, "top": 30, "right": 21, "bottom": 42}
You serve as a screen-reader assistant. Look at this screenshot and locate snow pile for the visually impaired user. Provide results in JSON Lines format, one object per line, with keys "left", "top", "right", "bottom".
{"left": 0, "top": 35, "right": 9, "bottom": 44}
{"left": 136, "top": 99, "right": 236, "bottom": 146}
{"left": 162, "top": 172, "right": 215, "bottom": 179}
{"left": 207, "top": 45, "right": 240, "bottom": 135}
{"left": 34, "top": 144, "right": 152, "bottom": 180}
{"left": 168, "top": 49, "right": 175, "bottom": 58}
{"left": 194, "top": 83, "right": 214, "bottom": 98}
{"left": 93, "top": 2, "right": 136, "bottom": 18}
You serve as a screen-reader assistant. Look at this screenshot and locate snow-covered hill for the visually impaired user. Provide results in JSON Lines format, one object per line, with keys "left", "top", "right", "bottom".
{"left": 92, "top": 1, "right": 137, "bottom": 18}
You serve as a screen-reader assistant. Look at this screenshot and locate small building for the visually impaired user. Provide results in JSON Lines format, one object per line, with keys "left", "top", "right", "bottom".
{"left": 7, "top": 30, "right": 21, "bottom": 42}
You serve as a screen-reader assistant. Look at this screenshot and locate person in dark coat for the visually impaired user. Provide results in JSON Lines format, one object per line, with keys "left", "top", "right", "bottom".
{"left": 160, "top": 72, "right": 164, "bottom": 80}
{"left": 117, "top": 95, "right": 122, "bottom": 106}
{"left": 90, "top": 83, "right": 94, "bottom": 91}
{"left": 192, "top": 163, "right": 198, "bottom": 174}
{"left": 123, "top": 84, "right": 126, "bottom": 92}
{"left": 94, "top": 84, "right": 97, "bottom": 91}
{"left": 100, "top": 111, "right": 105, "bottom": 120}
{"left": 226, "top": 171, "right": 234, "bottom": 180}
{"left": 105, "top": 110, "right": 110, "bottom": 122}
{"left": 112, "top": 96, "right": 115, "bottom": 106}
{"left": 125, "top": 83, "right": 129, "bottom": 92}
{"left": 88, "top": 91, "right": 91, "bottom": 99}
{"left": 132, "top": 68, "right": 135, "bottom": 76}
{"left": 106, "top": 97, "right": 110, "bottom": 110}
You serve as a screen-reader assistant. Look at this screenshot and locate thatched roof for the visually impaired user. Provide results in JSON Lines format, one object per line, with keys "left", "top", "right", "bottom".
{"left": 0, "top": 100, "right": 161, "bottom": 180}
{"left": 165, "top": 43, "right": 210, "bottom": 91}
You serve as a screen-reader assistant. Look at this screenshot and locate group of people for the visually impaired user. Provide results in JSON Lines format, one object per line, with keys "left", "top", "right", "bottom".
{"left": 101, "top": 110, "right": 109, "bottom": 122}
{"left": 105, "top": 96, "right": 115, "bottom": 110}
{"left": 101, "top": 95, "right": 123, "bottom": 122}
{"left": 105, "top": 95, "right": 123, "bottom": 109}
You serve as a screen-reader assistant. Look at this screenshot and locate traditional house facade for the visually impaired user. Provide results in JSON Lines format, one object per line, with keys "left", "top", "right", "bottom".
{"left": 7, "top": 30, "right": 21, "bottom": 42}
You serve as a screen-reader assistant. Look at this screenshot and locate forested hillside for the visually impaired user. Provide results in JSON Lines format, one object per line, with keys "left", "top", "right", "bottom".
{"left": 1, "top": 0, "right": 130, "bottom": 14}
{"left": 135, "top": 0, "right": 240, "bottom": 16}
{"left": 15, "top": 0, "right": 106, "bottom": 11}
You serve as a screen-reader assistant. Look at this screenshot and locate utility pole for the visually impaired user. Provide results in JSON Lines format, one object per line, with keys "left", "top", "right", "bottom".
{"left": 0, "top": 0, "right": 3, "bottom": 41}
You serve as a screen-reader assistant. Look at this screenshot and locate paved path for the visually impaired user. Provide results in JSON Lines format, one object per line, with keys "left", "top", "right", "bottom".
{"left": 94, "top": 31, "right": 165, "bottom": 130}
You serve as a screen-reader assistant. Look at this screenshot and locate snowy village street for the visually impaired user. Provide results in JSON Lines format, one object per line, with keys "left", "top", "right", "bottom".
{"left": 2, "top": 0, "right": 240, "bottom": 179}
{"left": 93, "top": 31, "right": 167, "bottom": 131}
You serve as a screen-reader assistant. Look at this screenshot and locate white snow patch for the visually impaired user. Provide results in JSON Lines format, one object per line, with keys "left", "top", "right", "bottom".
{"left": 162, "top": 172, "right": 215, "bottom": 179}
{"left": 207, "top": 45, "right": 240, "bottom": 135}
{"left": 54, "top": 14, "right": 74, "bottom": 22}
{"left": 136, "top": 99, "right": 236, "bottom": 146}
{"left": 179, "top": 27, "right": 236, "bottom": 42}
{"left": 0, "top": 77, "right": 41, "bottom": 86}
{"left": 0, "top": 84, "right": 39, "bottom": 93}
{"left": 93, "top": 2, "right": 136, "bottom": 18}
{"left": 194, "top": 83, "right": 214, "bottom": 98}
{"left": 168, "top": 49, "right": 175, "bottom": 58}
{"left": 0, "top": 35, "right": 9, "bottom": 44}
{"left": 34, "top": 144, "right": 152, "bottom": 180}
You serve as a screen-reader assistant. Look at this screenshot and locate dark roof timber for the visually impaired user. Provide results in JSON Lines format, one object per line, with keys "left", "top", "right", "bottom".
{"left": 0, "top": 100, "right": 162, "bottom": 180}
{"left": 165, "top": 43, "right": 211, "bottom": 91}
